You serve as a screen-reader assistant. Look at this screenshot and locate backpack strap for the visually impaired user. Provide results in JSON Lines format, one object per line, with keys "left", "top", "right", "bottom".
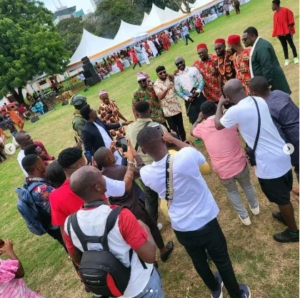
{"left": 101, "top": 207, "right": 123, "bottom": 251}
{"left": 70, "top": 213, "right": 103, "bottom": 252}
{"left": 26, "top": 181, "right": 45, "bottom": 193}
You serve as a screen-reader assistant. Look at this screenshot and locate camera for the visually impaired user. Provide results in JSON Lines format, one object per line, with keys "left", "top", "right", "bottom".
{"left": 115, "top": 137, "right": 128, "bottom": 152}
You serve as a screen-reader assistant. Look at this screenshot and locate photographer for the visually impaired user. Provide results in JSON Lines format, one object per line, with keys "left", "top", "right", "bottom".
{"left": 214, "top": 79, "right": 298, "bottom": 243}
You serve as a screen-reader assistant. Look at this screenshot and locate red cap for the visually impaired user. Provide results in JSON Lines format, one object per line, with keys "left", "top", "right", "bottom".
{"left": 227, "top": 35, "right": 241, "bottom": 45}
{"left": 197, "top": 43, "right": 207, "bottom": 51}
{"left": 214, "top": 38, "right": 225, "bottom": 44}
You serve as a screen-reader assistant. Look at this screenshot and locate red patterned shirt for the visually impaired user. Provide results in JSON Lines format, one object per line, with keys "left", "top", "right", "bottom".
{"left": 213, "top": 51, "right": 236, "bottom": 87}
{"left": 233, "top": 48, "right": 251, "bottom": 94}
{"left": 194, "top": 54, "right": 222, "bottom": 102}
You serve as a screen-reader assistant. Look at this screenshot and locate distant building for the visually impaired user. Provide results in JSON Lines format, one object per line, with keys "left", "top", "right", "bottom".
{"left": 90, "top": 0, "right": 105, "bottom": 11}
{"left": 52, "top": 1, "right": 84, "bottom": 24}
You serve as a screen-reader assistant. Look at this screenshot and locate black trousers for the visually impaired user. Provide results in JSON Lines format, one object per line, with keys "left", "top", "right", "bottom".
{"left": 133, "top": 61, "right": 142, "bottom": 69}
{"left": 185, "top": 34, "right": 194, "bottom": 45}
{"left": 195, "top": 27, "right": 200, "bottom": 34}
{"left": 185, "top": 92, "right": 207, "bottom": 124}
{"left": 278, "top": 34, "right": 298, "bottom": 59}
{"left": 139, "top": 179, "right": 159, "bottom": 223}
{"left": 165, "top": 112, "right": 186, "bottom": 141}
{"left": 0, "top": 150, "right": 6, "bottom": 161}
{"left": 135, "top": 202, "right": 164, "bottom": 249}
{"left": 174, "top": 219, "right": 241, "bottom": 298}
{"left": 47, "top": 228, "right": 67, "bottom": 252}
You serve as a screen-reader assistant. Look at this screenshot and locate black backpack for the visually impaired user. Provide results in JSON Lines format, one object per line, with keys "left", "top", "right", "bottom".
{"left": 67, "top": 207, "right": 133, "bottom": 297}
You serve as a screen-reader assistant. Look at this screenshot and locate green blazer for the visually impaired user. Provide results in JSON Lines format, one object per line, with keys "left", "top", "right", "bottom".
{"left": 251, "top": 38, "right": 291, "bottom": 94}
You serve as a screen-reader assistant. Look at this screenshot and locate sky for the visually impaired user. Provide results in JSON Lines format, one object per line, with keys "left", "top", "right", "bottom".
{"left": 42, "top": 0, "right": 94, "bottom": 13}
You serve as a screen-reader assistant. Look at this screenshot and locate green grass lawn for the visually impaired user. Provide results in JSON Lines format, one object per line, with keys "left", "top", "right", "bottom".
{"left": 0, "top": 0, "right": 299, "bottom": 297}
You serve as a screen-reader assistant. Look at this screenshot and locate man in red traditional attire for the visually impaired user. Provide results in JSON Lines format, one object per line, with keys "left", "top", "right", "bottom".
{"left": 272, "top": 0, "right": 298, "bottom": 65}
{"left": 161, "top": 32, "right": 170, "bottom": 51}
{"left": 213, "top": 38, "right": 236, "bottom": 88}
{"left": 129, "top": 47, "right": 142, "bottom": 69}
{"left": 227, "top": 35, "right": 251, "bottom": 94}
{"left": 194, "top": 16, "right": 204, "bottom": 34}
{"left": 193, "top": 43, "right": 221, "bottom": 102}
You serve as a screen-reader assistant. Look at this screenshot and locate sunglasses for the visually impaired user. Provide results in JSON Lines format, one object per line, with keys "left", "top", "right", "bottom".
{"left": 176, "top": 61, "right": 184, "bottom": 66}
{"left": 138, "top": 79, "right": 147, "bottom": 83}
{"left": 158, "top": 71, "right": 167, "bottom": 75}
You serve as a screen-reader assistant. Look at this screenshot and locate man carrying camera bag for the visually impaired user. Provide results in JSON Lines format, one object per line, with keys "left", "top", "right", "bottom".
{"left": 214, "top": 79, "right": 298, "bottom": 243}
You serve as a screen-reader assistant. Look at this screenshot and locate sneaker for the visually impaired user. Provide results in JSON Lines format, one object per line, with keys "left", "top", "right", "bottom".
{"left": 240, "top": 284, "right": 251, "bottom": 298}
{"left": 238, "top": 215, "right": 251, "bottom": 226}
{"left": 294, "top": 57, "right": 299, "bottom": 64}
{"left": 157, "top": 223, "right": 163, "bottom": 231}
{"left": 272, "top": 211, "right": 287, "bottom": 226}
{"left": 284, "top": 59, "right": 289, "bottom": 66}
{"left": 273, "top": 228, "right": 299, "bottom": 243}
{"left": 210, "top": 272, "right": 223, "bottom": 298}
{"left": 249, "top": 204, "right": 260, "bottom": 215}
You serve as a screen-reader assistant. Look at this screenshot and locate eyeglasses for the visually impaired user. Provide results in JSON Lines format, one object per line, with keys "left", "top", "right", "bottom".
{"left": 138, "top": 79, "right": 147, "bottom": 83}
{"left": 158, "top": 71, "right": 166, "bottom": 75}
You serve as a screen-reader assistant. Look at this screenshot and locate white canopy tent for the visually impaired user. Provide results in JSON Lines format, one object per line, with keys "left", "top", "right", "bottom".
{"left": 67, "top": 0, "right": 252, "bottom": 69}
{"left": 69, "top": 29, "right": 114, "bottom": 66}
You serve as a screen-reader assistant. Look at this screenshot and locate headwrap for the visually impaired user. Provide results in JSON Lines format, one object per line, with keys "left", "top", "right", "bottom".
{"left": 99, "top": 90, "right": 108, "bottom": 96}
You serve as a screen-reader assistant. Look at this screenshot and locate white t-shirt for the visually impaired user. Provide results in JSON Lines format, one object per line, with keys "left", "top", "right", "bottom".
{"left": 140, "top": 147, "right": 219, "bottom": 232}
{"left": 220, "top": 96, "right": 291, "bottom": 179}
{"left": 104, "top": 176, "right": 125, "bottom": 198}
{"left": 94, "top": 122, "right": 122, "bottom": 165}
{"left": 17, "top": 149, "right": 28, "bottom": 177}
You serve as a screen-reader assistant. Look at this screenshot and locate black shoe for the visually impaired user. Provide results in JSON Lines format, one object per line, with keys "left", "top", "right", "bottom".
{"left": 272, "top": 211, "right": 287, "bottom": 225}
{"left": 273, "top": 228, "right": 299, "bottom": 243}
{"left": 160, "top": 241, "right": 174, "bottom": 262}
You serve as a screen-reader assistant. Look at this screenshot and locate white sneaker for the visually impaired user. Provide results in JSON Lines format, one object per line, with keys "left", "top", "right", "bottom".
{"left": 157, "top": 223, "right": 163, "bottom": 231}
{"left": 238, "top": 215, "right": 251, "bottom": 226}
{"left": 294, "top": 57, "right": 299, "bottom": 64}
{"left": 249, "top": 204, "right": 260, "bottom": 215}
{"left": 284, "top": 59, "right": 289, "bottom": 66}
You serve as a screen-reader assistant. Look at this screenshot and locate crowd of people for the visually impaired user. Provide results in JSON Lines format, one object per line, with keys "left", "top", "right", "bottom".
{"left": 0, "top": 1, "right": 299, "bottom": 297}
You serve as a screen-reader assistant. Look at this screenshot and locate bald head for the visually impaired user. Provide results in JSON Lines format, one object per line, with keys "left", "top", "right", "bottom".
{"left": 15, "top": 131, "right": 33, "bottom": 149}
{"left": 175, "top": 56, "right": 185, "bottom": 71}
{"left": 94, "top": 147, "right": 114, "bottom": 169}
{"left": 223, "top": 79, "right": 247, "bottom": 104}
{"left": 70, "top": 166, "right": 106, "bottom": 202}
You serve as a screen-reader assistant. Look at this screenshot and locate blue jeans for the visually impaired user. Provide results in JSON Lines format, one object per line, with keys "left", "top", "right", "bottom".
{"left": 133, "top": 268, "right": 165, "bottom": 298}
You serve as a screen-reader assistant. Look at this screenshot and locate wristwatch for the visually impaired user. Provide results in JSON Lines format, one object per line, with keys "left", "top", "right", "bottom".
{"left": 128, "top": 161, "right": 134, "bottom": 165}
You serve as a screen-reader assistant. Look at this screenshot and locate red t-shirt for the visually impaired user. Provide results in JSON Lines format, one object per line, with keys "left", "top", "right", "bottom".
{"left": 49, "top": 179, "right": 84, "bottom": 226}
{"left": 272, "top": 7, "right": 295, "bottom": 37}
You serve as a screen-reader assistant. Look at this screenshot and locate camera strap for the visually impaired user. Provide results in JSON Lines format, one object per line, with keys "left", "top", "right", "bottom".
{"left": 165, "top": 154, "right": 175, "bottom": 208}
{"left": 251, "top": 97, "right": 261, "bottom": 153}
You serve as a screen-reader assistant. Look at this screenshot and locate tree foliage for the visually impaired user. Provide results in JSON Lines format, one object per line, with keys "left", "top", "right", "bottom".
{"left": 56, "top": 17, "right": 83, "bottom": 54}
{"left": 0, "top": 0, "right": 70, "bottom": 103}
{"left": 95, "top": 0, "right": 143, "bottom": 38}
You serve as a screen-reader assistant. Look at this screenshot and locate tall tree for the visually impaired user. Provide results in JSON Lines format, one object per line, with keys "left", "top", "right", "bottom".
{"left": 56, "top": 17, "right": 83, "bottom": 54}
{"left": 95, "top": 0, "right": 143, "bottom": 38}
{"left": 0, "top": 0, "right": 70, "bottom": 103}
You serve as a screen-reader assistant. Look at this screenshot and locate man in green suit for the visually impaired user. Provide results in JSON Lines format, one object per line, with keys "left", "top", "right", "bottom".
{"left": 242, "top": 26, "right": 291, "bottom": 94}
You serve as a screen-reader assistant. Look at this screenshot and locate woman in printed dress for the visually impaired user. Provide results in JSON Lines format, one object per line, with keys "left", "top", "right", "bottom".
{"left": 98, "top": 90, "right": 128, "bottom": 138}
{"left": 0, "top": 239, "right": 46, "bottom": 298}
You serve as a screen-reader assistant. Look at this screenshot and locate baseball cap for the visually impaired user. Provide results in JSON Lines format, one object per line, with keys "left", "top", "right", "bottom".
{"left": 70, "top": 94, "right": 87, "bottom": 106}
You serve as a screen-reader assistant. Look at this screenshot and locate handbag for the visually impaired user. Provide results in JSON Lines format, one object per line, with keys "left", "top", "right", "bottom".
{"left": 165, "top": 154, "right": 175, "bottom": 208}
{"left": 244, "top": 97, "right": 261, "bottom": 166}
